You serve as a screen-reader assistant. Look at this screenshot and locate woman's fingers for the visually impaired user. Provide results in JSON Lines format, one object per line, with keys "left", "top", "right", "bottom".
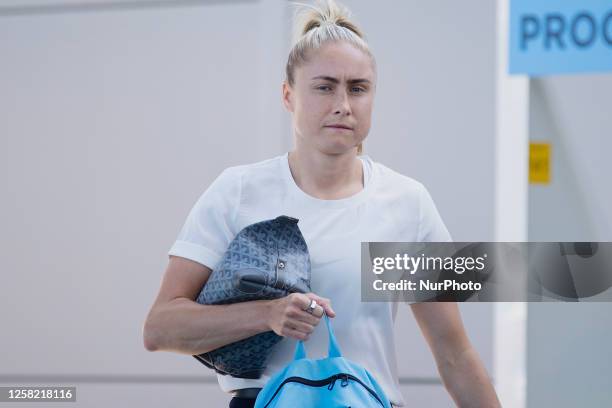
{"left": 305, "top": 293, "right": 336, "bottom": 318}
{"left": 287, "top": 319, "right": 315, "bottom": 335}
{"left": 282, "top": 326, "right": 310, "bottom": 341}
{"left": 270, "top": 292, "right": 336, "bottom": 340}
{"left": 311, "top": 304, "right": 325, "bottom": 318}
{"left": 296, "top": 295, "right": 325, "bottom": 318}
{"left": 294, "top": 309, "right": 322, "bottom": 326}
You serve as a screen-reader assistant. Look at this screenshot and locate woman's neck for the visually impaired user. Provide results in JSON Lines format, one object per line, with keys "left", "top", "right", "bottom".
{"left": 287, "top": 149, "right": 364, "bottom": 200}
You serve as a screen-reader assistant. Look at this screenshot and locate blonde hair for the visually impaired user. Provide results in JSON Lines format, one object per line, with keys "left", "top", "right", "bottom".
{"left": 286, "top": 0, "right": 375, "bottom": 155}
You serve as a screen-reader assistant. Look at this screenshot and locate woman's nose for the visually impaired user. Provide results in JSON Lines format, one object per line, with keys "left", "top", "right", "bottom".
{"left": 333, "top": 90, "right": 351, "bottom": 116}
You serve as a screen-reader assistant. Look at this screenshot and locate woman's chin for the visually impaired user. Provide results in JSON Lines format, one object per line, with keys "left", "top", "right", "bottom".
{"left": 315, "top": 144, "right": 360, "bottom": 156}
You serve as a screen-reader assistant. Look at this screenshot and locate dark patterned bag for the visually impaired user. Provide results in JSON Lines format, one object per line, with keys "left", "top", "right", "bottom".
{"left": 193, "top": 215, "right": 311, "bottom": 379}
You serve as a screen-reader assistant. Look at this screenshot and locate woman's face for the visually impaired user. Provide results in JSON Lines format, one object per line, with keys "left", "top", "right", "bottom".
{"left": 283, "top": 41, "right": 376, "bottom": 155}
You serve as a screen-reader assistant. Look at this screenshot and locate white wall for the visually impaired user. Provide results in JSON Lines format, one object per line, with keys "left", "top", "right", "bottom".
{"left": 0, "top": 1, "right": 496, "bottom": 406}
{"left": 529, "top": 74, "right": 612, "bottom": 242}
{"left": 0, "top": 1, "right": 281, "bottom": 406}
{"left": 526, "top": 74, "right": 612, "bottom": 408}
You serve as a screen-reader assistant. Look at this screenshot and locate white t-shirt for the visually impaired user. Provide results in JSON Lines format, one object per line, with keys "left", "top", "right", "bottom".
{"left": 168, "top": 152, "right": 451, "bottom": 407}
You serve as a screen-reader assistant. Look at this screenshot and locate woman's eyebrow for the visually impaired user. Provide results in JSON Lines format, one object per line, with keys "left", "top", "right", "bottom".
{"left": 311, "top": 75, "right": 371, "bottom": 84}
{"left": 348, "top": 78, "right": 372, "bottom": 85}
{"left": 311, "top": 75, "right": 340, "bottom": 83}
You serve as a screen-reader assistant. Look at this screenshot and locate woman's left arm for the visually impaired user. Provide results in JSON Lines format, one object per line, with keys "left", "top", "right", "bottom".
{"left": 410, "top": 302, "right": 502, "bottom": 408}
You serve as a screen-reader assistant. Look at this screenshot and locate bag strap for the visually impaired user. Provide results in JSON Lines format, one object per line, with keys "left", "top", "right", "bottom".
{"left": 293, "top": 312, "right": 342, "bottom": 360}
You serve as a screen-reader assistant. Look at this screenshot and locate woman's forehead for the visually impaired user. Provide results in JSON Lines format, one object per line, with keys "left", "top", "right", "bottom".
{"left": 297, "top": 41, "right": 376, "bottom": 82}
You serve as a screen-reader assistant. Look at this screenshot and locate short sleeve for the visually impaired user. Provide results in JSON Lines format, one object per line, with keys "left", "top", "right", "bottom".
{"left": 168, "top": 167, "right": 242, "bottom": 270}
{"left": 417, "top": 184, "right": 452, "bottom": 242}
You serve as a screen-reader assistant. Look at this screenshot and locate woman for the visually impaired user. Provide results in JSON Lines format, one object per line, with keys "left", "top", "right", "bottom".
{"left": 143, "top": 1, "right": 501, "bottom": 407}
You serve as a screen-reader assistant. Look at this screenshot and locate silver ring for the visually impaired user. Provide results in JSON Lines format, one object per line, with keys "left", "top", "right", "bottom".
{"left": 305, "top": 299, "right": 317, "bottom": 315}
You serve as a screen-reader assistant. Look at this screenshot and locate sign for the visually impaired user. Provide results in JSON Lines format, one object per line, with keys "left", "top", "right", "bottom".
{"left": 510, "top": 0, "right": 612, "bottom": 76}
{"left": 529, "top": 142, "right": 551, "bottom": 184}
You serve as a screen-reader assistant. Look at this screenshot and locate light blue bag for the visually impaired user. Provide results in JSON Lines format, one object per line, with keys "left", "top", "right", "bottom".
{"left": 254, "top": 314, "right": 392, "bottom": 407}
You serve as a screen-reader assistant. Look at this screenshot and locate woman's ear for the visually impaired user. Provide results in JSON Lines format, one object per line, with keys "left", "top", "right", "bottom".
{"left": 282, "top": 81, "right": 294, "bottom": 113}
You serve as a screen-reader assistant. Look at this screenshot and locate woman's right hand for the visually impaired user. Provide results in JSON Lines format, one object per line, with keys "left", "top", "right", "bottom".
{"left": 267, "top": 293, "right": 336, "bottom": 341}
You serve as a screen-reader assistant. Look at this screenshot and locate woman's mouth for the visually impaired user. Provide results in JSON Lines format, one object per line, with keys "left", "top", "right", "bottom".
{"left": 325, "top": 124, "right": 353, "bottom": 131}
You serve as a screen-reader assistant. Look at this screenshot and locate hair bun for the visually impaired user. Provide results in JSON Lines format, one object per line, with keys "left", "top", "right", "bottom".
{"left": 293, "top": 0, "right": 364, "bottom": 43}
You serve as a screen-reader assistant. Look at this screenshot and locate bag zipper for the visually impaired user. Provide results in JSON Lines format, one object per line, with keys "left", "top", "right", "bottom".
{"left": 262, "top": 373, "right": 385, "bottom": 407}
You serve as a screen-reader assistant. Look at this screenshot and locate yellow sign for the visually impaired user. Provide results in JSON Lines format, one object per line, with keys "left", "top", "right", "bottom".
{"left": 529, "top": 142, "right": 551, "bottom": 184}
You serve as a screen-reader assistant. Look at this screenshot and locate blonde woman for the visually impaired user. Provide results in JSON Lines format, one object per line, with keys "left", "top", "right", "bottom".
{"left": 144, "top": 1, "right": 501, "bottom": 407}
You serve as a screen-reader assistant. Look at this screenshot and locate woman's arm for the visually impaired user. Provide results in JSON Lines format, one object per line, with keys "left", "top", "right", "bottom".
{"left": 142, "top": 256, "right": 333, "bottom": 355}
{"left": 410, "top": 302, "right": 501, "bottom": 408}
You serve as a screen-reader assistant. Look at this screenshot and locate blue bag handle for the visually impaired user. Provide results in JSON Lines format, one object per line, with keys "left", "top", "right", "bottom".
{"left": 293, "top": 312, "right": 342, "bottom": 360}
